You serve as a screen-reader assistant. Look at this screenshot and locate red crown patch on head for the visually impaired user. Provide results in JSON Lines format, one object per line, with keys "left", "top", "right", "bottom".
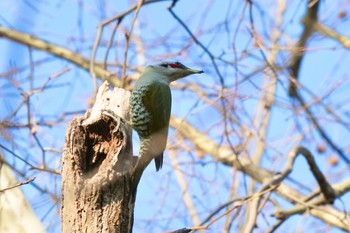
{"left": 159, "top": 62, "right": 188, "bottom": 69}
{"left": 169, "top": 62, "right": 186, "bottom": 69}
{"left": 169, "top": 63, "right": 179, "bottom": 68}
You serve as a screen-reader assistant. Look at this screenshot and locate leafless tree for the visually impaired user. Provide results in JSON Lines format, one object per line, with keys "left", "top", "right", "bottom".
{"left": 0, "top": 0, "right": 350, "bottom": 232}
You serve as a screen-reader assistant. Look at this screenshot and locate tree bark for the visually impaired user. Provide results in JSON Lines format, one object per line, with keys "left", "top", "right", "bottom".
{"left": 61, "top": 82, "right": 135, "bottom": 233}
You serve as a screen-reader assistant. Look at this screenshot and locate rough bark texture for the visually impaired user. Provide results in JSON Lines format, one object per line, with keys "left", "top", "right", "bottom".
{"left": 61, "top": 82, "right": 135, "bottom": 233}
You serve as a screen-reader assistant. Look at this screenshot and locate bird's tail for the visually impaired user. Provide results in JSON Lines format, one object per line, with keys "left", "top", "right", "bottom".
{"left": 154, "top": 153, "right": 163, "bottom": 171}
{"left": 136, "top": 138, "right": 164, "bottom": 172}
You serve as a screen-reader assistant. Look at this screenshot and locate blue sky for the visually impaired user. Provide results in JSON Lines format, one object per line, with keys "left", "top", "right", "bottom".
{"left": 1, "top": 0, "right": 350, "bottom": 232}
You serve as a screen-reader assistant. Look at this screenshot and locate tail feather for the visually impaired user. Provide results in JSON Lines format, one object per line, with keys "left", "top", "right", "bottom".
{"left": 140, "top": 138, "right": 164, "bottom": 171}
{"left": 154, "top": 153, "right": 163, "bottom": 171}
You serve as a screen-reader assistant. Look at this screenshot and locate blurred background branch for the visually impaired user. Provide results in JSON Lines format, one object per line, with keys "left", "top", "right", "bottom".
{"left": 1, "top": 0, "right": 350, "bottom": 232}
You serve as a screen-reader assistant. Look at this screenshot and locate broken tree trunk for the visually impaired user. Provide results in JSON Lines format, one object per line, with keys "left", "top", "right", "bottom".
{"left": 61, "top": 81, "right": 135, "bottom": 233}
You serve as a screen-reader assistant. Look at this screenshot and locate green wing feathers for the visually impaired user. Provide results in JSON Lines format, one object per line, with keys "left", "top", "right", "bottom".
{"left": 141, "top": 82, "right": 171, "bottom": 171}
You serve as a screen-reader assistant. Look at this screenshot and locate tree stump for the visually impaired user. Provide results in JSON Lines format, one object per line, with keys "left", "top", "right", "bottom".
{"left": 61, "top": 82, "right": 135, "bottom": 233}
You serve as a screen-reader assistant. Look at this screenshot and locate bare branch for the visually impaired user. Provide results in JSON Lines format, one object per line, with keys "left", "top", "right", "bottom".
{"left": 0, "top": 25, "right": 120, "bottom": 86}
{"left": 170, "top": 116, "right": 350, "bottom": 230}
{"left": 168, "top": 3, "right": 225, "bottom": 86}
{"left": 0, "top": 177, "right": 36, "bottom": 193}
{"left": 169, "top": 149, "right": 202, "bottom": 228}
{"left": 121, "top": 0, "right": 144, "bottom": 88}
{"left": 288, "top": 0, "right": 320, "bottom": 97}
{"left": 315, "top": 22, "right": 350, "bottom": 49}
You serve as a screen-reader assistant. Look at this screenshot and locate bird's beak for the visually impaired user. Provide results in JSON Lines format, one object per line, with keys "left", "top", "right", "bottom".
{"left": 189, "top": 69, "right": 204, "bottom": 74}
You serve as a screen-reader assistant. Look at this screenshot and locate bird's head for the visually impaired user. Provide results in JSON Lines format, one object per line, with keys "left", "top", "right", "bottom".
{"left": 146, "top": 62, "right": 204, "bottom": 82}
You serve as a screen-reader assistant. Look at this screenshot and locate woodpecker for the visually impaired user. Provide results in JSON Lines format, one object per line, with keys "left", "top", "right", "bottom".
{"left": 130, "top": 62, "right": 203, "bottom": 172}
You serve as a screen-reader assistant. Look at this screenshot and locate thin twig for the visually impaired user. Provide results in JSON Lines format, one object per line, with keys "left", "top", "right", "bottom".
{"left": 171, "top": 116, "right": 350, "bottom": 230}
{"left": 0, "top": 144, "right": 35, "bottom": 168}
{"left": 285, "top": 0, "right": 349, "bottom": 164}
{"left": 270, "top": 146, "right": 338, "bottom": 219}
{"left": 169, "top": 149, "right": 202, "bottom": 229}
{"left": 0, "top": 156, "right": 60, "bottom": 202}
{"left": 200, "top": 198, "right": 239, "bottom": 226}
{"left": 104, "top": 19, "right": 123, "bottom": 70}
{"left": 0, "top": 177, "right": 36, "bottom": 193}
{"left": 39, "top": 67, "right": 72, "bottom": 92}
{"left": 190, "top": 184, "right": 279, "bottom": 231}
{"left": 89, "top": 0, "right": 166, "bottom": 90}
{"left": 266, "top": 219, "right": 286, "bottom": 233}
{"left": 296, "top": 94, "right": 350, "bottom": 164}
{"left": 0, "top": 25, "right": 119, "bottom": 86}
{"left": 121, "top": 0, "right": 144, "bottom": 88}
{"left": 168, "top": 3, "right": 224, "bottom": 86}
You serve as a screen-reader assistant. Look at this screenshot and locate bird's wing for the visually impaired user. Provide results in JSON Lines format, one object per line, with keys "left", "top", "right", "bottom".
{"left": 141, "top": 81, "right": 171, "bottom": 170}
{"left": 141, "top": 82, "right": 171, "bottom": 133}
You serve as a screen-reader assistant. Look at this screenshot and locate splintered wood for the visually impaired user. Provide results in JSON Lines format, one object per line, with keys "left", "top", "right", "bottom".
{"left": 61, "top": 81, "right": 134, "bottom": 233}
